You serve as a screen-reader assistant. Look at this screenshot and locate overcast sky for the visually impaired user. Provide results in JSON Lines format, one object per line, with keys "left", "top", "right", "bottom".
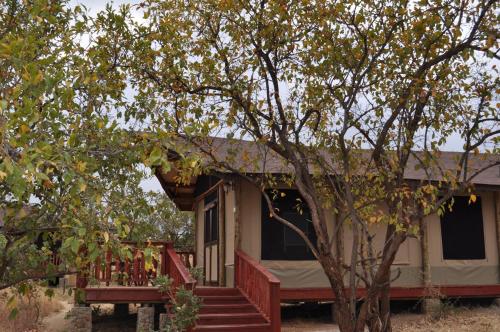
{"left": 69, "top": 0, "right": 487, "bottom": 193}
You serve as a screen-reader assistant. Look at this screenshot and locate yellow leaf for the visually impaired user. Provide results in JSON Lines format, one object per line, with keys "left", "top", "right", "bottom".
{"left": 76, "top": 161, "right": 87, "bottom": 172}
{"left": 19, "top": 124, "right": 30, "bottom": 134}
{"left": 0, "top": 170, "right": 7, "bottom": 180}
{"left": 103, "top": 232, "right": 109, "bottom": 243}
{"left": 469, "top": 194, "right": 477, "bottom": 204}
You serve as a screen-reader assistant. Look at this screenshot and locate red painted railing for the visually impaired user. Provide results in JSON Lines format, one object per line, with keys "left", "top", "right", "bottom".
{"left": 176, "top": 250, "right": 196, "bottom": 269}
{"left": 77, "top": 241, "right": 196, "bottom": 291}
{"left": 235, "top": 250, "right": 281, "bottom": 332}
{"left": 165, "top": 243, "right": 196, "bottom": 290}
{"left": 89, "top": 241, "right": 166, "bottom": 286}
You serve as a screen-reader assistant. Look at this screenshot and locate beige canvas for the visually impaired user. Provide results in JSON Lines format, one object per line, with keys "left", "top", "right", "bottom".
{"left": 195, "top": 178, "right": 500, "bottom": 288}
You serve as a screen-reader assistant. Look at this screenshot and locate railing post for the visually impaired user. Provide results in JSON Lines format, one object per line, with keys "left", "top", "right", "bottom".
{"left": 162, "top": 242, "right": 173, "bottom": 276}
{"left": 270, "top": 281, "right": 281, "bottom": 332}
{"left": 105, "top": 250, "right": 112, "bottom": 286}
{"left": 234, "top": 251, "right": 239, "bottom": 288}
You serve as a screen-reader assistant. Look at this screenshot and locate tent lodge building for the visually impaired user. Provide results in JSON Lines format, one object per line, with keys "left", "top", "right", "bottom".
{"left": 156, "top": 138, "right": 500, "bottom": 303}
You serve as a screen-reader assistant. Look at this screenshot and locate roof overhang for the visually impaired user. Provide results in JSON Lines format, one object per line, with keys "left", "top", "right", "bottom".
{"left": 155, "top": 166, "right": 198, "bottom": 211}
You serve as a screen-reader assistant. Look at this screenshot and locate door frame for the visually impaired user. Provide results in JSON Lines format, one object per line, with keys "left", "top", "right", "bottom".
{"left": 198, "top": 181, "right": 226, "bottom": 286}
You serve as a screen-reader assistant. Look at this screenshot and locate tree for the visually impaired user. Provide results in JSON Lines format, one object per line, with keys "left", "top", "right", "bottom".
{"left": 0, "top": 0, "right": 158, "bottom": 291}
{"left": 119, "top": 0, "right": 499, "bottom": 331}
{"left": 105, "top": 180, "right": 194, "bottom": 248}
{"left": 140, "top": 192, "right": 194, "bottom": 249}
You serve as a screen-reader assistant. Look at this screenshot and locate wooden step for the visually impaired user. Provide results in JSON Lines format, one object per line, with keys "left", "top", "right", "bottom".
{"left": 197, "top": 313, "right": 267, "bottom": 325}
{"left": 193, "top": 323, "right": 271, "bottom": 332}
{"left": 200, "top": 295, "right": 248, "bottom": 304}
{"left": 195, "top": 287, "right": 241, "bottom": 296}
{"left": 199, "top": 303, "right": 258, "bottom": 314}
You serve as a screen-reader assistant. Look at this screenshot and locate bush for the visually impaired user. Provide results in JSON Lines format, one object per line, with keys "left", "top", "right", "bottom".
{"left": 153, "top": 275, "right": 200, "bottom": 332}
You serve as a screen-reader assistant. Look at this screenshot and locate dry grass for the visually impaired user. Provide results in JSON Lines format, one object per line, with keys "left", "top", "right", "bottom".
{"left": 0, "top": 286, "right": 66, "bottom": 332}
{"left": 282, "top": 303, "right": 500, "bottom": 332}
{"left": 393, "top": 305, "right": 500, "bottom": 332}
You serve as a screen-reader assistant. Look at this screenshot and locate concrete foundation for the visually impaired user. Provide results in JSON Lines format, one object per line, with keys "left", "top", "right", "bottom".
{"left": 422, "top": 298, "right": 442, "bottom": 318}
{"left": 159, "top": 312, "right": 170, "bottom": 330}
{"left": 136, "top": 306, "right": 154, "bottom": 332}
{"left": 69, "top": 305, "right": 92, "bottom": 332}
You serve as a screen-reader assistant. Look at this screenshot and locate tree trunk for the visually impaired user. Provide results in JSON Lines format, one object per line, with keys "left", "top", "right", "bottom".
{"left": 318, "top": 251, "right": 355, "bottom": 332}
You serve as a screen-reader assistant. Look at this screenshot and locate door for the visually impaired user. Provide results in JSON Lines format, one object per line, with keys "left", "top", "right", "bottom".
{"left": 203, "top": 191, "right": 219, "bottom": 285}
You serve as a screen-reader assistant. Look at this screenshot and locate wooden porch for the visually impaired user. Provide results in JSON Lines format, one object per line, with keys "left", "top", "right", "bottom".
{"left": 76, "top": 242, "right": 281, "bottom": 331}
{"left": 75, "top": 241, "right": 500, "bottom": 331}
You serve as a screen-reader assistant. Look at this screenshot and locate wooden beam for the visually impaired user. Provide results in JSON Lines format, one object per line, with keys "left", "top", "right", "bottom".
{"left": 218, "top": 184, "right": 226, "bottom": 286}
{"left": 84, "top": 287, "right": 167, "bottom": 303}
{"left": 495, "top": 192, "right": 500, "bottom": 283}
{"left": 419, "top": 216, "right": 431, "bottom": 290}
{"left": 83, "top": 283, "right": 500, "bottom": 303}
{"left": 234, "top": 179, "right": 242, "bottom": 250}
{"left": 280, "top": 285, "right": 500, "bottom": 301}
{"left": 194, "top": 180, "right": 224, "bottom": 203}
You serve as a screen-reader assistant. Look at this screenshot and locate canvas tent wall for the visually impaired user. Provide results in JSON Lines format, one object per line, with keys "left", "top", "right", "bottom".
{"left": 156, "top": 137, "right": 500, "bottom": 290}
{"left": 191, "top": 177, "right": 500, "bottom": 289}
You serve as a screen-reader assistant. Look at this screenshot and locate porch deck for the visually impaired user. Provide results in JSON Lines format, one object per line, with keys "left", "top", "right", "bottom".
{"left": 280, "top": 284, "right": 500, "bottom": 301}
{"left": 76, "top": 242, "right": 500, "bottom": 332}
{"left": 83, "top": 284, "right": 500, "bottom": 303}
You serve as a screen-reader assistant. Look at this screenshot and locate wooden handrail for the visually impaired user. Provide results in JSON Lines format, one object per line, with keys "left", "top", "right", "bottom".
{"left": 77, "top": 241, "right": 193, "bottom": 287}
{"left": 166, "top": 243, "right": 196, "bottom": 290}
{"left": 235, "top": 250, "right": 280, "bottom": 332}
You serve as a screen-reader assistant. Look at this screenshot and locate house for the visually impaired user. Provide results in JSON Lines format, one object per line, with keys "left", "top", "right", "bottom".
{"left": 156, "top": 137, "right": 500, "bottom": 303}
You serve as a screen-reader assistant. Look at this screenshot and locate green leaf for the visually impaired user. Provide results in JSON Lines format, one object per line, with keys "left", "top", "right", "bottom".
{"left": 9, "top": 308, "right": 19, "bottom": 320}
{"left": 70, "top": 237, "right": 80, "bottom": 254}
{"left": 147, "top": 146, "right": 163, "bottom": 166}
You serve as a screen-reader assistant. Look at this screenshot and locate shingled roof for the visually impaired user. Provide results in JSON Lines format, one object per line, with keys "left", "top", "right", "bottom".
{"left": 156, "top": 137, "right": 500, "bottom": 210}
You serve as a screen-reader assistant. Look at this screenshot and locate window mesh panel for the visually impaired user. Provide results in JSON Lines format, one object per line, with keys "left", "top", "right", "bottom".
{"left": 440, "top": 196, "right": 485, "bottom": 260}
{"left": 261, "top": 190, "right": 316, "bottom": 260}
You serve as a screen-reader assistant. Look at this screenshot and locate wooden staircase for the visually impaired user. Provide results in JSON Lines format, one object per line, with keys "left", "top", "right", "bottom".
{"left": 193, "top": 287, "right": 272, "bottom": 331}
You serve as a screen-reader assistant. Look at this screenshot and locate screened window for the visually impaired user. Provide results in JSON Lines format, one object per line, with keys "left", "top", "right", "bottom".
{"left": 204, "top": 191, "right": 218, "bottom": 244}
{"left": 440, "top": 196, "right": 485, "bottom": 260}
{"left": 261, "top": 190, "right": 317, "bottom": 260}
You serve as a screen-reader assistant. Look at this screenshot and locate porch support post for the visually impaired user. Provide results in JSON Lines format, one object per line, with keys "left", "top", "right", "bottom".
{"left": 494, "top": 192, "right": 500, "bottom": 283}
{"left": 419, "top": 217, "right": 431, "bottom": 291}
{"left": 234, "top": 179, "right": 242, "bottom": 250}
{"left": 161, "top": 242, "right": 168, "bottom": 276}
{"left": 218, "top": 183, "right": 226, "bottom": 286}
{"left": 419, "top": 217, "right": 440, "bottom": 315}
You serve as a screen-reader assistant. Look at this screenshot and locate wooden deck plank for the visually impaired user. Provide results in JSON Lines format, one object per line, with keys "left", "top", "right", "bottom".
{"left": 83, "top": 284, "right": 500, "bottom": 303}
{"left": 280, "top": 285, "right": 500, "bottom": 301}
{"left": 84, "top": 286, "right": 168, "bottom": 303}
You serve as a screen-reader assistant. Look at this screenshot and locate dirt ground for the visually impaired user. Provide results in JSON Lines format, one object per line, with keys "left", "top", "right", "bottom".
{"left": 281, "top": 307, "right": 500, "bottom": 331}
{"left": 33, "top": 296, "right": 500, "bottom": 331}
{"left": 0, "top": 286, "right": 69, "bottom": 332}
{"left": 282, "top": 301, "right": 500, "bottom": 332}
